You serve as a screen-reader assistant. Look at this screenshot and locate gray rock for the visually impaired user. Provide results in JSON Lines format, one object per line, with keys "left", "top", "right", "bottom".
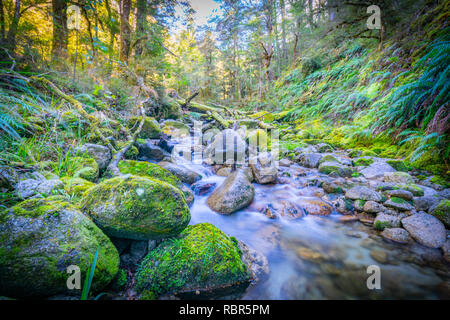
{"left": 384, "top": 172, "right": 413, "bottom": 184}
{"left": 386, "top": 189, "right": 413, "bottom": 201}
{"left": 401, "top": 213, "right": 446, "bottom": 248}
{"left": 15, "top": 179, "right": 41, "bottom": 199}
{"left": 438, "top": 188, "right": 450, "bottom": 199}
{"left": 0, "top": 166, "right": 20, "bottom": 189}
{"left": 414, "top": 196, "right": 440, "bottom": 211}
{"left": 375, "top": 213, "right": 401, "bottom": 228}
{"left": 442, "top": 239, "right": 450, "bottom": 263}
{"left": 360, "top": 162, "right": 396, "bottom": 179}
{"left": 384, "top": 198, "right": 414, "bottom": 211}
{"left": 318, "top": 161, "right": 352, "bottom": 177}
{"left": 381, "top": 228, "right": 410, "bottom": 244}
{"left": 296, "top": 153, "right": 323, "bottom": 168}
{"left": 158, "top": 161, "right": 202, "bottom": 185}
{"left": 249, "top": 152, "right": 277, "bottom": 184}
{"left": 138, "top": 142, "right": 170, "bottom": 161}
{"left": 363, "top": 200, "right": 386, "bottom": 213}
{"left": 429, "top": 199, "right": 450, "bottom": 228}
{"left": 203, "top": 129, "right": 246, "bottom": 166}
{"left": 206, "top": 169, "right": 254, "bottom": 214}
{"left": 279, "top": 158, "right": 292, "bottom": 167}
{"left": 345, "top": 186, "right": 382, "bottom": 202}
{"left": 75, "top": 143, "right": 112, "bottom": 171}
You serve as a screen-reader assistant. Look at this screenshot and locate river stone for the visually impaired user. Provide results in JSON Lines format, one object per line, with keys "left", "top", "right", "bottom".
{"left": 134, "top": 223, "right": 252, "bottom": 299}
{"left": 414, "top": 196, "right": 440, "bottom": 211}
{"left": 375, "top": 213, "right": 401, "bottom": 228}
{"left": 381, "top": 228, "right": 410, "bottom": 244}
{"left": 386, "top": 189, "right": 413, "bottom": 201}
{"left": 322, "top": 181, "right": 343, "bottom": 194}
{"left": 138, "top": 142, "right": 169, "bottom": 161}
{"left": 370, "top": 250, "right": 389, "bottom": 264}
{"left": 203, "top": 129, "right": 246, "bottom": 166}
{"left": 438, "top": 188, "right": 450, "bottom": 199}
{"left": 360, "top": 162, "right": 396, "bottom": 179}
{"left": 345, "top": 186, "right": 382, "bottom": 202}
{"left": 0, "top": 198, "right": 119, "bottom": 297}
{"left": 318, "top": 161, "right": 352, "bottom": 177}
{"left": 216, "top": 167, "right": 232, "bottom": 177}
{"left": 75, "top": 143, "right": 112, "bottom": 170}
{"left": 384, "top": 172, "right": 413, "bottom": 184}
{"left": 158, "top": 161, "right": 202, "bottom": 184}
{"left": 296, "top": 197, "right": 334, "bottom": 216}
{"left": 401, "top": 213, "right": 446, "bottom": 248}
{"left": 81, "top": 175, "right": 190, "bottom": 240}
{"left": 394, "top": 184, "right": 424, "bottom": 197}
{"left": 249, "top": 152, "right": 277, "bottom": 184}
{"left": 270, "top": 200, "right": 304, "bottom": 219}
{"left": 296, "top": 153, "right": 323, "bottom": 168}
{"left": 279, "top": 158, "right": 292, "bottom": 167}
{"left": 384, "top": 197, "right": 414, "bottom": 211}
{"left": 429, "top": 200, "right": 450, "bottom": 228}
{"left": 207, "top": 169, "right": 254, "bottom": 214}
{"left": 363, "top": 200, "right": 386, "bottom": 213}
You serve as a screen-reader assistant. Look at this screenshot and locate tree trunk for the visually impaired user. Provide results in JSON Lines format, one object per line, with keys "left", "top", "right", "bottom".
{"left": 5, "top": 0, "right": 21, "bottom": 55}
{"left": 135, "top": 0, "right": 146, "bottom": 57}
{"left": 51, "top": 0, "right": 68, "bottom": 63}
{"left": 280, "top": 0, "right": 287, "bottom": 67}
{"left": 119, "top": 0, "right": 132, "bottom": 63}
{"left": 0, "top": 0, "right": 5, "bottom": 42}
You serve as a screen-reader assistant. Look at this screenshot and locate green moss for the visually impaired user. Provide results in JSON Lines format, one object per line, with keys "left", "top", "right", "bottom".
{"left": 431, "top": 200, "right": 450, "bottom": 228}
{"left": 361, "top": 149, "right": 377, "bottom": 157}
{"left": 319, "top": 154, "right": 339, "bottom": 164}
{"left": 430, "top": 175, "right": 450, "bottom": 188}
{"left": 394, "top": 184, "right": 424, "bottom": 197}
{"left": 354, "top": 157, "right": 373, "bottom": 167}
{"left": 352, "top": 172, "right": 362, "bottom": 177}
{"left": 135, "top": 223, "right": 250, "bottom": 298}
{"left": 386, "top": 160, "right": 409, "bottom": 172}
{"left": 406, "top": 149, "right": 446, "bottom": 174}
{"left": 390, "top": 197, "right": 408, "bottom": 204}
{"left": 128, "top": 116, "right": 162, "bottom": 139}
{"left": 61, "top": 177, "right": 95, "bottom": 202}
{"left": 374, "top": 220, "right": 391, "bottom": 231}
{"left": 81, "top": 175, "right": 190, "bottom": 240}
{"left": 116, "top": 141, "right": 139, "bottom": 160}
{"left": 118, "top": 160, "right": 183, "bottom": 190}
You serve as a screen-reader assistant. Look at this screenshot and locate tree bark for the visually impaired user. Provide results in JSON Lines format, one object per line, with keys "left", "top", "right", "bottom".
{"left": 134, "top": 0, "right": 147, "bottom": 57}
{"left": 119, "top": 0, "right": 132, "bottom": 63}
{"left": 5, "top": 0, "right": 21, "bottom": 54}
{"left": 51, "top": 0, "right": 68, "bottom": 63}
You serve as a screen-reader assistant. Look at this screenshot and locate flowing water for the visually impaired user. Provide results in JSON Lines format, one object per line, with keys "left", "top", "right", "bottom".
{"left": 179, "top": 160, "right": 449, "bottom": 300}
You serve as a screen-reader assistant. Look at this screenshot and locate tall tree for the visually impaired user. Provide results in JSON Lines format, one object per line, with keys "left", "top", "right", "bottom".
{"left": 119, "top": 0, "right": 132, "bottom": 63}
{"left": 51, "top": 0, "right": 68, "bottom": 63}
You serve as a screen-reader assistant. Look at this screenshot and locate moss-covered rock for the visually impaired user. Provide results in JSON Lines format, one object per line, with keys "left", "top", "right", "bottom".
{"left": 128, "top": 116, "right": 162, "bottom": 139}
{"left": 162, "top": 120, "right": 190, "bottom": 138}
{"left": 59, "top": 110, "right": 89, "bottom": 133}
{"left": 68, "top": 156, "right": 99, "bottom": 182}
{"left": 117, "top": 160, "right": 193, "bottom": 205}
{"left": 0, "top": 198, "right": 119, "bottom": 298}
{"left": 81, "top": 175, "right": 190, "bottom": 240}
{"left": 386, "top": 159, "right": 409, "bottom": 172}
{"left": 354, "top": 157, "right": 374, "bottom": 167}
{"left": 318, "top": 162, "right": 352, "bottom": 177}
{"left": 134, "top": 223, "right": 251, "bottom": 299}
{"left": 430, "top": 200, "right": 450, "bottom": 228}
{"left": 61, "top": 177, "right": 95, "bottom": 202}
{"left": 247, "top": 129, "right": 269, "bottom": 151}
{"left": 394, "top": 183, "right": 424, "bottom": 197}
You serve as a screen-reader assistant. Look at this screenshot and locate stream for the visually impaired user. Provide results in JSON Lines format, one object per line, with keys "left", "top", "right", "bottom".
{"left": 174, "top": 158, "right": 449, "bottom": 300}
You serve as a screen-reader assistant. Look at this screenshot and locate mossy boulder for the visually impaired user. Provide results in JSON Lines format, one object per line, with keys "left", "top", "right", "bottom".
{"left": 117, "top": 160, "right": 193, "bottom": 205}
{"left": 247, "top": 129, "right": 269, "bottom": 151}
{"left": 0, "top": 198, "right": 119, "bottom": 298}
{"left": 430, "top": 200, "right": 450, "bottom": 228}
{"left": 59, "top": 110, "right": 89, "bottom": 132}
{"left": 87, "top": 127, "right": 115, "bottom": 144}
{"left": 319, "top": 154, "right": 339, "bottom": 165}
{"left": 394, "top": 184, "right": 424, "bottom": 197}
{"left": 134, "top": 223, "right": 251, "bottom": 299}
{"left": 116, "top": 141, "right": 139, "bottom": 160}
{"left": 318, "top": 162, "right": 352, "bottom": 177}
{"left": 354, "top": 157, "right": 374, "bottom": 167}
{"left": 69, "top": 157, "right": 99, "bottom": 182}
{"left": 384, "top": 172, "right": 413, "bottom": 184}
{"left": 162, "top": 120, "right": 190, "bottom": 138}
{"left": 386, "top": 160, "right": 409, "bottom": 172}
{"left": 81, "top": 175, "right": 190, "bottom": 240}
{"left": 61, "top": 177, "right": 95, "bottom": 202}
{"left": 128, "top": 116, "right": 162, "bottom": 139}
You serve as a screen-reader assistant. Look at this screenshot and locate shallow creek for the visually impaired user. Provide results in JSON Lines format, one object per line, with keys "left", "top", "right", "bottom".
{"left": 178, "top": 159, "right": 449, "bottom": 300}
